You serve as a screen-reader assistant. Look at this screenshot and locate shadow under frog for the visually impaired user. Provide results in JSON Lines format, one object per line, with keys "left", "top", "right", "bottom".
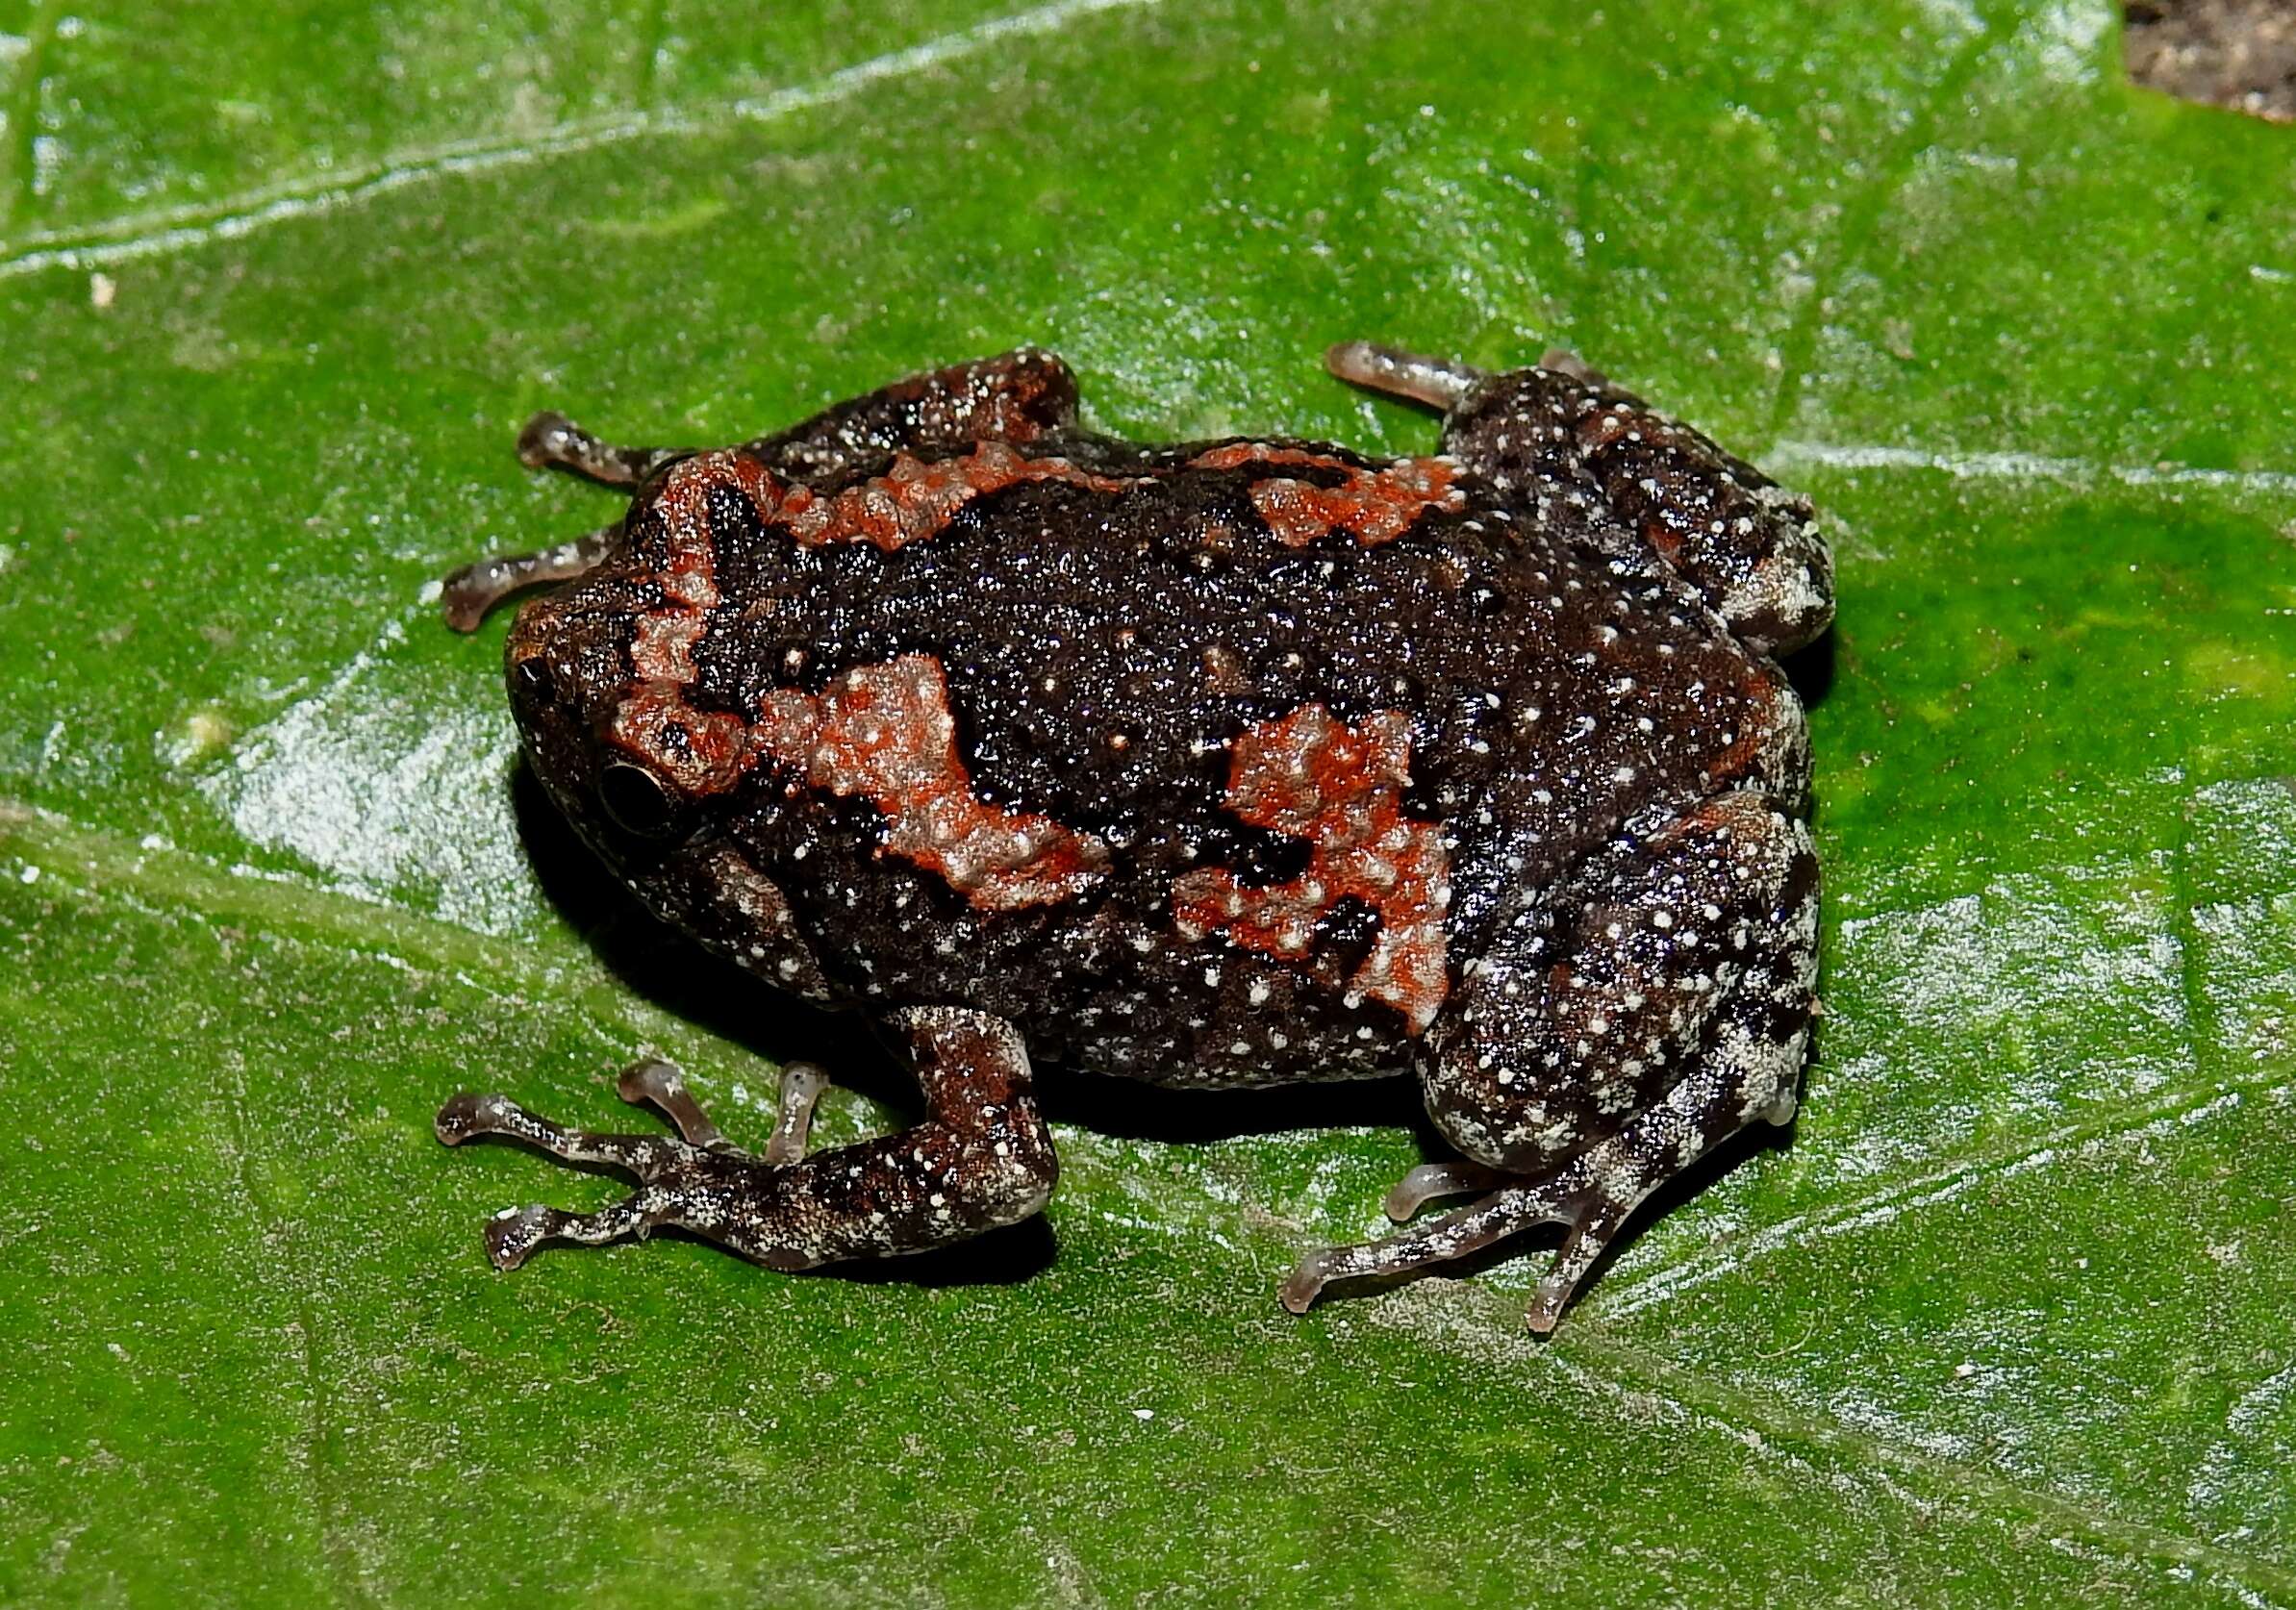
{"left": 437, "top": 343, "right": 1833, "bottom": 1333}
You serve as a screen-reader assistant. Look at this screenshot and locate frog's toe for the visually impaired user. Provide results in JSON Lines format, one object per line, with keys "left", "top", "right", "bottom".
{"left": 1381, "top": 1160, "right": 1514, "bottom": 1222}
{"left": 1278, "top": 1248, "right": 1343, "bottom": 1315}
{"left": 615, "top": 1057, "right": 730, "bottom": 1151}
{"left": 483, "top": 1190, "right": 676, "bottom": 1270}
{"left": 764, "top": 1061, "right": 829, "bottom": 1166}
{"left": 1526, "top": 1195, "right": 1633, "bottom": 1335}
{"left": 437, "top": 525, "right": 621, "bottom": 632}
{"left": 483, "top": 1203, "right": 564, "bottom": 1270}
{"left": 517, "top": 411, "right": 585, "bottom": 470}
{"left": 1324, "top": 340, "right": 1486, "bottom": 411}
{"left": 432, "top": 1087, "right": 691, "bottom": 1182}
{"left": 1281, "top": 1182, "right": 1576, "bottom": 1318}
{"left": 434, "top": 1091, "right": 506, "bottom": 1145}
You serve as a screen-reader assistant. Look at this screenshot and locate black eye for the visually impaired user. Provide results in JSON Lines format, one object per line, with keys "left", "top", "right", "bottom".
{"left": 599, "top": 761, "right": 681, "bottom": 839}
{"left": 513, "top": 655, "right": 558, "bottom": 705}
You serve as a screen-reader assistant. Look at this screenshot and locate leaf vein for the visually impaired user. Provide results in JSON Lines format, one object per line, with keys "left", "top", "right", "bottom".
{"left": 1770, "top": 439, "right": 2296, "bottom": 497}
{"left": 0, "top": 0, "right": 66, "bottom": 238}
{"left": 0, "top": 0, "right": 1168, "bottom": 279}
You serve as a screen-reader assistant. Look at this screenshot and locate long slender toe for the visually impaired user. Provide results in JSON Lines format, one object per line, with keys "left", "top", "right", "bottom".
{"left": 766, "top": 1062, "right": 830, "bottom": 1165}
{"left": 436, "top": 1092, "right": 514, "bottom": 1145}
{"left": 617, "top": 1058, "right": 729, "bottom": 1151}
{"left": 1382, "top": 1161, "right": 1512, "bottom": 1221}
{"left": 1324, "top": 340, "right": 1486, "bottom": 410}
{"left": 1280, "top": 1250, "right": 1339, "bottom": 1315}
{"left": 517, "top": 411, "right": 582, "bottom": 470}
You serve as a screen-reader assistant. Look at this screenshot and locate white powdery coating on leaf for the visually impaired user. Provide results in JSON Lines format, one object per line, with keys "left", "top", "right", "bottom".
{"left": 2030, "top": 0, "right": 2109, "bottom": 84}
{"left": 197, "top": 638, "right": 538, "bottom": 935}
{"left": 1820, "top": 863, "right": 2194, "bottom": 1184}
{"left": 2186, "top": 1357, "right": 2296, "bottom": 1512}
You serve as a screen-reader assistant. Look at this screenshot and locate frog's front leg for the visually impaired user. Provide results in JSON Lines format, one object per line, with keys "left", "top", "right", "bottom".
{"left": 440, "top": 407, "right": 695, "bottom": 628}
{"left": 1329, "top": 341, "right": 1833, "bottom": 658}
{"left": 435, "top": 1007, "right": 1055, "bottom": 1272}
{"left": 1284, "top": 791, "right": 1818, "bottom": 1331}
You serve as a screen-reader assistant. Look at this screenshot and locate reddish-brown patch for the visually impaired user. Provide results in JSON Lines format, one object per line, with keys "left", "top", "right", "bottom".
{"left": 609, "top": 451, "right": 785, "bottom": 788}
{"left": 753, "top": 654, "right": 1112, "bottom": 912}
{"left": 1188, "top": 443, "right": 1464, "bottom": 547}
{"left": 775, "top": 441, "right": 1134, "bottom": 551}
{"left": 607, "top": 685, "right": 750, "bottom": 795}
{"left": 1173, "top": 706, "right": 1451, "bottom": 1032}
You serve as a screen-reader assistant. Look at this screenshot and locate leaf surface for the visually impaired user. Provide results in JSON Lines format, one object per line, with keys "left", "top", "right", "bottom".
{"left": 3, "top": 1, "right": 2294, "bottom": 1602}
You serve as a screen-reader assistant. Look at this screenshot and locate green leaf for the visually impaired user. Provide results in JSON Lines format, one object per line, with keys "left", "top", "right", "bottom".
{"left": 3, "top": 0, "right": 2294, "bottom": 1601}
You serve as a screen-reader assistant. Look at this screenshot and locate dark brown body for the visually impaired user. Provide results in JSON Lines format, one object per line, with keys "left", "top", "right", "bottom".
{"left": 438, "top": 345, "right": 1831, "bottom": 1332}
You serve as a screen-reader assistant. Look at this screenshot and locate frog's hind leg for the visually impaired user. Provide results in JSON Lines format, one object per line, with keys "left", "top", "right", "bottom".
{"left": 434, "top": 1007, "right": 1055, "bottom": 1274}
{"left": 744, "top": 348, "right": 1082, "bottom": 481}
{"left": 1286, "top": 985, "right": 1806, "bottom": 1331}
{"left": 1437, "top": 355, "right": 1833, "bottom": 657}
{"left": 1287, "top": 791, "right": 1818, "bottom": 1331}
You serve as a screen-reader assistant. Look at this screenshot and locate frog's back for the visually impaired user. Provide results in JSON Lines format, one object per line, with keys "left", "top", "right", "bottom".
{"left": 637, "top": 433, "right": 1797, "bottom": 1086}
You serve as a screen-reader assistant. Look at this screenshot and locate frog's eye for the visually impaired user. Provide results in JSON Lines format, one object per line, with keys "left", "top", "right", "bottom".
{"left": 598, "top": 761, "right": 683, "bottom": 839}
{"left": 512, "top": 654, "right": 559, "bottom": 705}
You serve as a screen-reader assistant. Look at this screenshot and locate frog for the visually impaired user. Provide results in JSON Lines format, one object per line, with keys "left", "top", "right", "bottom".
{"left": 432, "top": 340, "right": 1830, "bottom": 1333}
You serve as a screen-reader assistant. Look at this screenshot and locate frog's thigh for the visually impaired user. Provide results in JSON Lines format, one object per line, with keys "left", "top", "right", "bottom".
{"left": 1422, "top": 791, "right": 1818, "bottom": 1174}
{"left": 1289, "top": 792, "right": 1814, "bottom": 1327}
{"left": 1439, "top": 366, "right": 1832, "bottom": 657}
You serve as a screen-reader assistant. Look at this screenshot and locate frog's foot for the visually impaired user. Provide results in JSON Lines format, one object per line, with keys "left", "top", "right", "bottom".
{"left": 437, "top": 411, "right": 698, "bottom": 629}
{"left": 434, "top": 1008, "right": 1055, "bottom": 1273}
{"left": 440, "top": 524, "right": 622, "bottom": 631}
{"left": 1289, "top": 1017, "right": 1802, "bottom": 1333}
{"left": 1282, "top": 1172, "right": 1576, "bottom": 1323}
{"left": 436, "top": 1057, "right": 825, "bottom": 1268}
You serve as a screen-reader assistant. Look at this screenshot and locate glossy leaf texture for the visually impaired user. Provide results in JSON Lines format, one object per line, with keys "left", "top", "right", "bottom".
{"left": 3, "top": 0, "right": 2294, "bottom": 1602}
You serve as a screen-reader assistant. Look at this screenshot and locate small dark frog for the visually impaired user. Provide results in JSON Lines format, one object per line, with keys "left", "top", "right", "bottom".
{"left": 435, "top": 342, "right": 1830, "bottom": 1332}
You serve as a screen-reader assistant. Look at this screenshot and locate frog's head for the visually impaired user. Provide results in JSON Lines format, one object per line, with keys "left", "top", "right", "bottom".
{"left": 502, "top": 553, "right": 737, "bottom": 879}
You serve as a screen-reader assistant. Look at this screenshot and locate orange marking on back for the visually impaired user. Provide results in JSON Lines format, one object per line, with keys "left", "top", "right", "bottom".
{"left": 611, "top": 451, "right": 787, "bottom": 788}
{"left": 1188, "top": 442, "right": 1464, "bottom": 547}
{"left": 1173, "top": 706, "right": 1451, "bottom": 1033}
{"left": 776, "top": 441, "right": 1134, "bottom": 551}
{"left": 752, "top": 654, "right": 1111, "bottom": 912}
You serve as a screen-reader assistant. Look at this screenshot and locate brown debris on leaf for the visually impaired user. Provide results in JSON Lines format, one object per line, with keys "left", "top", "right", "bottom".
{"left": 2126, "top": 0, "right": 2296, "bottom": 122}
